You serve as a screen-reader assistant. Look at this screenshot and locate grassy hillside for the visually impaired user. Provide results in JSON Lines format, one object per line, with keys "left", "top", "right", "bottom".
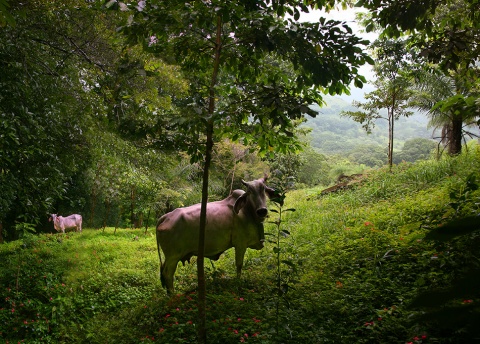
{"left": 1, "top": 144, "right": 479, "bottom": 344}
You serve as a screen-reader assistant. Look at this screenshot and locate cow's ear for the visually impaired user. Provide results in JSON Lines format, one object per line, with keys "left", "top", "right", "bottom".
{"left": 234, "top": 193, "right": 248, "bottom": 214}
{"left": 265, "top": 186, "right": 276, "bottom": 199}
{"left": 263, "top": 173, "right": 269, "bottom": 183}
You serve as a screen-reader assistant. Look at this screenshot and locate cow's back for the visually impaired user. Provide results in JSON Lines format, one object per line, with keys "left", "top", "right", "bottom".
{"left": 156, "top": 193, "right": 242, "bottom": 258}
{"left": 157, "top": 192, "right": 241, "bottom": 231}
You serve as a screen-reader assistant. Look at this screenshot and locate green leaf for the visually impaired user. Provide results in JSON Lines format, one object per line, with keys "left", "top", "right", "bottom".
{"left": 281, "top": 260, "right": 296, "bottom": 268}
{"left": 294, "top": 9, "right": 300, "bottom": 21}
{"left": 424, "top": 217, "right": 480, "bottom": 241}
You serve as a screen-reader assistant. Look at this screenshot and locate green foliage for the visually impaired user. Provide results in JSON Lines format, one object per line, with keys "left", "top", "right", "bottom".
{"left": 264, "top": 175, "right": 298, "bottom": 339}
{"left": 408, "top": 211, "right": 480, "bottom": 343}
{"left": 296, "top": 146, "right": 331, "bottom": 186}
{"left": 359, "top": 0, "right": 480, "bottom": 156}
{"left": 211, "top": 140, "right": 270, "bottom": 196}
{"left": 347, "top": 144, "right": 387, "bottom": 167}
{"left": 0, "top": 1, "right": 93, "bottom": 237}
{"left": 0, "top": 0, "right": 15, "bottom": 27}
{"left": 407, "top": 63, "right": 479, "bottom": 156}
{"left": 394, "top": 138, "right": 437, "bottom": 164}
{"left": 0, "top": 229, "right": 158, "bottom": 343}
{"left": 362, "top": 0, "right": 480, "bottom": 72}
{"left": 0, "top": 0, "right": 192, "bottom": 237}
{"left": 1, "top": 0, "right": 480, "bottom": 341}
{"left": 447, "top": 172, "right": 479, "bottom": 216}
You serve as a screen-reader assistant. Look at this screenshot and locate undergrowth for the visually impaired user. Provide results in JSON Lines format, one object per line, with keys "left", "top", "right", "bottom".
{"left": 1, "top": 144, "right": 479, "bottom": 343}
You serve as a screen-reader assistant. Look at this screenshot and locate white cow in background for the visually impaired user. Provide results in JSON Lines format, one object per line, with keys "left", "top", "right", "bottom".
{"left": 50, "top": 214, "right": 82, "bottom": 233}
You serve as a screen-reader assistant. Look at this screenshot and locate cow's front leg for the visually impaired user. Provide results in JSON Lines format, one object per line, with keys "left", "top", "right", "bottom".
{"left": 234, "top": 247, "right": 247, "bottom": 278}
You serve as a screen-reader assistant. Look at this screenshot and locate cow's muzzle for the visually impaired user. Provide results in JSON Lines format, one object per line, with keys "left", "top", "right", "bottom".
{"left": 256, "top": 207, "right": 268, "bottom": 218}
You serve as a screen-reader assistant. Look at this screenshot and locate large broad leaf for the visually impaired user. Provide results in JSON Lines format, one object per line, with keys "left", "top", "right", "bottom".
{"left": 410, "top": 270, "right": 480, "bottom": 308}
{"left": 0, "top": 0, "right": 15, "bottom": 27}
{"left": 424, "top": 216, "right": 480, "bottom": 241}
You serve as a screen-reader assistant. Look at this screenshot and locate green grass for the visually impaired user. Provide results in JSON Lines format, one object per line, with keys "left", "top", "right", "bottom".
{"left": 1, "top": 144, "right": 479, "bottom": 343}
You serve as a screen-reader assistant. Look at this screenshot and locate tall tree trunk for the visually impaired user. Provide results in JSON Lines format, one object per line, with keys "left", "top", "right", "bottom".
{"left": 197, "top": 14, "right": 222, "bottom": 344}
{"left": 144, "top": 208, "right": 150, "bottom": 234}
{"left": 388, "top": 107, "right": 394, "bottom": 170}
{"left": 198, "top": 120, "right": 213, "bottom": 344}
{"left": 229, "top": 164, "right": 236, "bottom": 195}
{"left": 103, "top": 200, "right": 111, "bottom": 231}
{"left": 114, "top": 205, "right": 122, "bottom": 235}
{"left": 135, "top": 212, "right": 143, "bottom": 228}
{"left": 89, "top": 189, "right": 97, "bottom": 228}
{"left": 130, "top": 186, "right": 135, "bottom": 229}
{"left": 441, "top": 124, "right": 451, "bottom": 147}
{"left": 449, "top": 115, "right": 463, "bottom": 155}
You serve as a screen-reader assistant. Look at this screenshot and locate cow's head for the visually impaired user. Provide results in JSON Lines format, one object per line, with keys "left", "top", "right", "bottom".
{"left": 49, "top": 214, "right": 62, "bottom": 232}
{"left": 233, "top": 176, "right": 275, "bottom": 222}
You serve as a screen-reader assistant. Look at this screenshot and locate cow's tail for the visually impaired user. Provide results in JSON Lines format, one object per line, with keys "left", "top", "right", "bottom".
{"left": 157, "top": 243, "right": 167, "bottom": 289}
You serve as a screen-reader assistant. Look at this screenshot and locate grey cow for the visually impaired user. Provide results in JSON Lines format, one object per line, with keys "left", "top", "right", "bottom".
{"left": 156, "top": 176, "right": 275, "bottom": 293}
{"left": 50, "top": 214, "right": 82, "bottom": 233}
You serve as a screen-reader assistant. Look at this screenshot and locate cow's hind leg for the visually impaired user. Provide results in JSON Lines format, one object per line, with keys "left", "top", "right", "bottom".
{"left": 160, "top": 263, "right": 167, "bottom": 289}
{"left": 161, "top": 258, "right": 178, "bottom": 294}
{"left": 234, "top": 247, "right": 247, "bottom": 278}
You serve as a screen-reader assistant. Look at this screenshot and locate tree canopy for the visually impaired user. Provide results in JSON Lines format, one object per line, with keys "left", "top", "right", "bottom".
{"left": 360, "top": 0, "right": 480, "bottom": 72}
{"left": 111, "top": 0, "right": 373, "bottom": 160}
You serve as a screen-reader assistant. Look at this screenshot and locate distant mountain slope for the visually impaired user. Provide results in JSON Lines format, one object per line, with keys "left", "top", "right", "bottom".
{"left": 304, "top": 96, "right": 434, "bottom": 155}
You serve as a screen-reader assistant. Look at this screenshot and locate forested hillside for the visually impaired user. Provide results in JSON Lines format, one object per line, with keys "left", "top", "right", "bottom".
{"left": 305, "top": 97, "right": 433, "bottom": 155}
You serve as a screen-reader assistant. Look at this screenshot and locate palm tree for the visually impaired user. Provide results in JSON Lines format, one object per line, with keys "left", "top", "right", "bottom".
{"left": 409, "top": 68, "right": 479, "bottom": 155}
